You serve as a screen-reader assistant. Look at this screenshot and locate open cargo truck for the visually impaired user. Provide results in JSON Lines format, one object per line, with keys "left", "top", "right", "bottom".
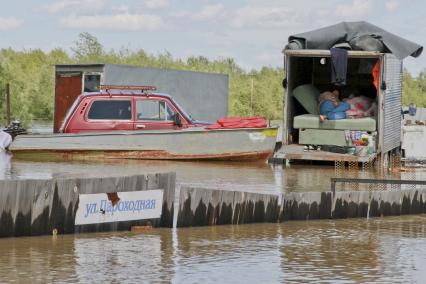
{"left": 282, "top": 50, "right": 400, "bottom": 164}
{"left": 279, "top": 21, "right": 423, "bottom": 165}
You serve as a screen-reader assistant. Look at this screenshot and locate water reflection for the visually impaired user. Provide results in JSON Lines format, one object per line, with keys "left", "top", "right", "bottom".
{"left": 173, "top": 225, "right": 282, "bottom": 283}
{"left": 280, "top": 220, "right": 382, "bottom": 282}
{"left": 0, "top": 151, "right": 11, "bottom": 179}
{"left": 0, "top": 235, "right": 79, "bottom": 282}
{"left": 5, "top": 155, "right": 285, "bottom": 193}
{"left": 73, "top": 232, "right": 174, "bottom": 283}
{"left": 4, "top": 152, "right": 424, "bottom": 193}
{"left": 1, "top": 216, "right": 426, "bottom": 283}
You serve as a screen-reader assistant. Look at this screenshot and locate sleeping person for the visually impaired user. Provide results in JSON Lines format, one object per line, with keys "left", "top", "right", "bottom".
{"left": 344, "top": 95, "right": 376, "bottom": 118}
{"left": 318, "top": 89, "right": 350, "bottom": 122}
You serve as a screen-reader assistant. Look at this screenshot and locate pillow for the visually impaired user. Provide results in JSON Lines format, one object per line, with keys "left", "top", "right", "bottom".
{"left": 293, "top": 84, "right": 320, "bottom": 115}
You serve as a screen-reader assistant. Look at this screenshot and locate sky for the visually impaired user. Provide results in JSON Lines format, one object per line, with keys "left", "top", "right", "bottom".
{"left": 0, "top": 0, "right": 425, "bottom": 74}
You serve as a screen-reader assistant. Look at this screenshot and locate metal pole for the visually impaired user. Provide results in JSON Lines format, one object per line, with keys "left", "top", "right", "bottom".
{"left": 5, "top": 83, "right": 10, "bottom": 126}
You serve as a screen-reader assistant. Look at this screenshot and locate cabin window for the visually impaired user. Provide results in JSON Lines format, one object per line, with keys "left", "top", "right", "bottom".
{"left": 136, "top": 100, "right": 174, "bottom": 121}
{"left": 88, "top": 100, "right": 132, "bottom": 120}
{"left": 84, "top": 74, "right": 101, "bottom": 92}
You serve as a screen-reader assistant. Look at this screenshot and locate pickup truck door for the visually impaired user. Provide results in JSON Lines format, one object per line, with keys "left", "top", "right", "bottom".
{"left": 77, "top": 99, "right": 134, "bottom": 132}
{"left": 134, "top": 98, "right": 178, "bottom": 130}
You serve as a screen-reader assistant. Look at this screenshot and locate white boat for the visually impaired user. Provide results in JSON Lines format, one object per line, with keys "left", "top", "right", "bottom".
{"left": 10, "top": 127, "right": 278, "bottom": 161}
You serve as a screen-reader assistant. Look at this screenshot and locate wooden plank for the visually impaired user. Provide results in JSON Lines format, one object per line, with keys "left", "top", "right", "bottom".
{"left": 177, "top": 187, "right": 281, "bottom": 227}
{"left": 5, "top": 83, "right": 10, "bottom": 126}
{"left": 283, "top": 49, "right": 382, "bottom": 58}
{"left": 282, "top": 144, "right": 376, "bottom": 162}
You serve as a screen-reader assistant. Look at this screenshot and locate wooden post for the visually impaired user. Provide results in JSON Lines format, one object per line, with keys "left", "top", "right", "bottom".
{"left": 5, "top": 83, "right": 11, "bottom": 126}
{"left": 250, "top": 76, "right": 254, "bottom": 116}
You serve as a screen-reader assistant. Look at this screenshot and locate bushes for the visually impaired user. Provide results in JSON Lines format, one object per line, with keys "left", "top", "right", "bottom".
{"left": 0, "top": 33, "right": 284, "bottom": 124}
{"left": 403, "top": 69, "right": 426, "bottom": 107}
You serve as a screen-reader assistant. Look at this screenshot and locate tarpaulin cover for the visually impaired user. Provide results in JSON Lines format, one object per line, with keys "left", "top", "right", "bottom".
{"left": 286, "top": 21, "right": 423, "bottom": 60}
{"left": 206, "top": 116, "right": 268, "bottom": 129}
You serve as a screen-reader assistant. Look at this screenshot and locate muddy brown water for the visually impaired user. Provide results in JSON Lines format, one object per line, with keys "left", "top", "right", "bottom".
{"left": 3, "top": 152, "right": 424, "bottom": 193}
{"left": 2, "top": 151, "right": 426, "bottom": 282}
{"left": 1, "top": 216, "right": 426, "bottom": 283}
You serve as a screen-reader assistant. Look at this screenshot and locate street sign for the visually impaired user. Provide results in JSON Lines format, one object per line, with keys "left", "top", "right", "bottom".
{"left": 75, "top": 190, "right": 163, "bottom": 225}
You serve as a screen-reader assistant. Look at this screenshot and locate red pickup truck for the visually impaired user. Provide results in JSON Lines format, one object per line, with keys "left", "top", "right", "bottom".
{"left": 60, "top": 87, "right": 210, "bottom": 133}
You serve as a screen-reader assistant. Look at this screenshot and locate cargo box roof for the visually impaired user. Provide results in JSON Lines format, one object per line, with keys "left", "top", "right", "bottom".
{"left": 285, "top": 21, "right": 423, "bottom": 60}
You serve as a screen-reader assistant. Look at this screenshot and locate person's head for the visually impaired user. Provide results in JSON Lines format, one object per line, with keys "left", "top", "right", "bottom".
{"left": 329, "top": 85, "right": 341, "bottom": 96}
{"left": 327, "top": 89, "right": 340, "bottom": 101}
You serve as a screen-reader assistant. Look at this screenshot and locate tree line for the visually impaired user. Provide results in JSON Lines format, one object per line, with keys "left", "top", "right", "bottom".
{"left": 0, "top": 32, "right": 424, "bottom": 125}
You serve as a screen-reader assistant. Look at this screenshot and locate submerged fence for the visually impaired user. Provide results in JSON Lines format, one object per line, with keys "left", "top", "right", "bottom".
{"left": 0, "top": 173, "right": 175, "bottom": 238}
{"left": 2, "top": 173, "right": 426, "bottom": 237}
{"left": 177, "top": 180, "right": 426, "bottom": 226}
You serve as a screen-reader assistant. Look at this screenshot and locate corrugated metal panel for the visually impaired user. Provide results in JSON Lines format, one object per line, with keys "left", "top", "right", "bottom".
{"left": 383, "top": 54, "right": 402, "bottom": 153}
{"left": 55, "top": 64, "right": 104, "bottom": 73}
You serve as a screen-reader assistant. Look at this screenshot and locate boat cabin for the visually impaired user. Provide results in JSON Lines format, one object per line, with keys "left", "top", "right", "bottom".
{"left": 54, "top": 64, "right": 228, "bottom": 133}
{"left": 60, "top": 86, "right": 209, "bottom": 133}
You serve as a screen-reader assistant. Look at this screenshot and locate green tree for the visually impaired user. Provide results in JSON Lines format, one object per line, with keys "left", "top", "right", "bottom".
{"left": 71, "top": 32, "right": 104, "bottom": 61}
{"left": 402, "top": 68, "right": 426, "bottom": 107}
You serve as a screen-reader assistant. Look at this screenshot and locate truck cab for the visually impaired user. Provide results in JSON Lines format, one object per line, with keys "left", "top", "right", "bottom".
{"left": 60, "top": 87, "right": 209, "bottom": 133}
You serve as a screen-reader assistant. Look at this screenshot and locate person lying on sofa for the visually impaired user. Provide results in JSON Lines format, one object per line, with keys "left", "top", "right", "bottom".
{"left": 318, "top": 89, "right": 350, "bottom": 122}
{"left": 344, "top": 95, "right": 376, "bottom": 118}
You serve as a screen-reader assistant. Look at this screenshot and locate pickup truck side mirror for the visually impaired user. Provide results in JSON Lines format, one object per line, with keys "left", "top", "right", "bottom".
{"left": 173, "top": 113, "right": 182, "bottom": 128}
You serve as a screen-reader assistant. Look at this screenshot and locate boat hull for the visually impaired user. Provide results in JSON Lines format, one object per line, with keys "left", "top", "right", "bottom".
{"left": 10, "top": 127, "right": 278, "bottom": 161}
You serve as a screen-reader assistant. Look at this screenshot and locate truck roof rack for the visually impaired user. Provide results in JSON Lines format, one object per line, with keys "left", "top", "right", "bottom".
{"left": 100, "top": 85, "right": 157, "bottom": 92}
{"left": 100, "top": 85, "right": 157, "bottom": 97}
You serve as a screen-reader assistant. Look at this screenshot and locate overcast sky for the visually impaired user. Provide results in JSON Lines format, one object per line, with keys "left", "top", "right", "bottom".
{"left": 1, "top": 0, "right": 425, "bottom": 74}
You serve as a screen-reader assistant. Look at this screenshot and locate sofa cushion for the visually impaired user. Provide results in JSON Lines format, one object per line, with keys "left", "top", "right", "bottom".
{"left": 293, "top": 84, "right": 320, "bottom": 115}
{"left": 294, "top": 114, "right": 376, "bottom": 131}
{"left": 299, "top": 129, "right": 353, "bottom": 146}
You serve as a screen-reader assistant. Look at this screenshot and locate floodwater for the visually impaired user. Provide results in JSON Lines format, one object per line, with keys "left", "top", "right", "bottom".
{"left": 2, "top": 151, "right": 426, "bottom": 193}
{"left": 2, "top": 120, "right": 426, "bottom": 282}
{"left": 2, "top": 120, "right": 424, "bottom": 193}
{"left": 1, "top": 216, "right": 426, "bottom": 283}
{"left": 2, "top": 156, "right": 426, "bottom": 282}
